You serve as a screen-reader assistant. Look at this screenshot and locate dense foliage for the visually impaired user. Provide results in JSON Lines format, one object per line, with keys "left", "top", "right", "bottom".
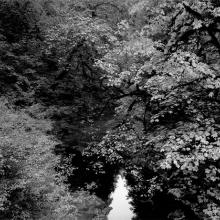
{"left": 0, "top": 0, "right": 114, "bottom": 219}
{"left": 90, "top": 0, "right": 220, "bottom": 219}
{"left": 0, "top": 99, "right": 82, "bottom": 219}
{"left": 1, "top": 0, "right": 220, "bottom": 219}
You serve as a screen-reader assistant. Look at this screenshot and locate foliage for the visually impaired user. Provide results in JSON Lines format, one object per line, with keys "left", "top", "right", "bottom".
{"left": 0, "top": 0, "right": 118, "bottom": 218}
{"left": 2, "top": 0, "right": 220, "bottom": 219}
{"left": 0, "top": 99, "right": 110, "bottom": 219}
{"left": 0, "top": 99, "right": 70, "bottom": 219}
{"left": 93, "top": 0, "right": 220, "bottom": 219}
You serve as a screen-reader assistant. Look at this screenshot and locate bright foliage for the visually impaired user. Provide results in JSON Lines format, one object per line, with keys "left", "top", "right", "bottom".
{"left": 91, "top": 0, "right": 220, "bottom": 219}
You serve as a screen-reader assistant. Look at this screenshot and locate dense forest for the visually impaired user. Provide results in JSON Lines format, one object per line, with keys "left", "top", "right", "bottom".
{"left": 0, "top": 0, "right": 220, "bottom": 219}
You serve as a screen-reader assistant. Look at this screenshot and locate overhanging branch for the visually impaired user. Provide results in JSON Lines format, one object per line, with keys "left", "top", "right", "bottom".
{"left": 183, "top": 3, "right": 220, "bottom": 55}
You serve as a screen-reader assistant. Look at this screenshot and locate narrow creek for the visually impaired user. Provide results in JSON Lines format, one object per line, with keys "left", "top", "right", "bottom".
{"left": 107, "top": 174, "right": 134, "bottom": 220}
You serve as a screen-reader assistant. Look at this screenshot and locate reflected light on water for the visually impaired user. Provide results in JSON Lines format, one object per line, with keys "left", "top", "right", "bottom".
{"left": 108, "top": 175, "right": 134, "bottom": 220}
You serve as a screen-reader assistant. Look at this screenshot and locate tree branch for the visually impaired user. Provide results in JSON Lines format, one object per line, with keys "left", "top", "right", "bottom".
{"left": 183, "top": 3, "right": 220, "bottom": 55}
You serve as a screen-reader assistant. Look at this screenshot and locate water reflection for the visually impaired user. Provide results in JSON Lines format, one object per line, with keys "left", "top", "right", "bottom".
{"left": 108, "top": 175, "right": 134, "bottom": 220}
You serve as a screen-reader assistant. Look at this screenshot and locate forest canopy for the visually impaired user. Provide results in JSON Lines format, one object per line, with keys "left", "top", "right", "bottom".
{"left": 0, "top": 0, "right": 220, "bottom": 219}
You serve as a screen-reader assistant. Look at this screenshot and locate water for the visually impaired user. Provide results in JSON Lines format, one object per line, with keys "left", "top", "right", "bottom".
{"left": 108, "top": 175, "right": 134, "bottom": 220}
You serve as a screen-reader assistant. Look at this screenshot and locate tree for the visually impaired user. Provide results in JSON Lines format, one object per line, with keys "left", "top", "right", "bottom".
{"left": 93, "top": 0, "right": 220, "bottom": 219}
{"left": 0, "top": 98, "right": 77, "bottom": 219}
{"left": 0, "top": 0, "right": 124, "bottom": 219}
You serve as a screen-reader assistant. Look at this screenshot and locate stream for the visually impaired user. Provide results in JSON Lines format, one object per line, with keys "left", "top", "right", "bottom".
{"left": 107, "top": 174, "right": 134, "bottom": 220}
